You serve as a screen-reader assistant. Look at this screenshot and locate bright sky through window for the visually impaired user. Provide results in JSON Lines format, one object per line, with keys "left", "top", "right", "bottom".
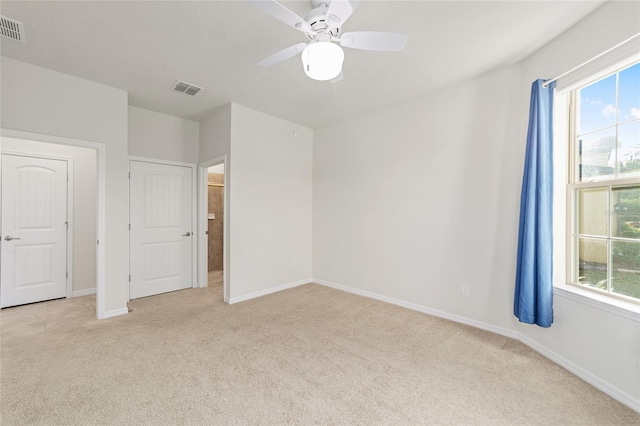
{"left": 578, "top": 62, "right": 640, "bottom": 181}
{"left": 580, "top": 63, "right": 640, "bottom": 134}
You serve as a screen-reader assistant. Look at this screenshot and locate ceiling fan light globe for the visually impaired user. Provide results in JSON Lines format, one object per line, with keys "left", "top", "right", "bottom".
{"left": 301, "top": 42, "right": 344, "bottom": 81}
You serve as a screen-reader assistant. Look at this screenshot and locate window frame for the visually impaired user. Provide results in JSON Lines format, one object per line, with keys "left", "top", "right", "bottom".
{"left": 565, "top": 61, "right": 640, "bottom": 305}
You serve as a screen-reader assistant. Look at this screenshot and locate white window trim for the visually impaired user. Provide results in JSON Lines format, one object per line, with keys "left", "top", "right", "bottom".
{"left": 553, "top": 59, "right": 640, "bottom": 320}
{"left": 554, "top": 284, "right": 640, "bottom": 322}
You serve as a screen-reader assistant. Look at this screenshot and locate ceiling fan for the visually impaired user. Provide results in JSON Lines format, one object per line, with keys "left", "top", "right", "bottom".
{"left": 250, "top": 0, "right": 408, "bottom": 81}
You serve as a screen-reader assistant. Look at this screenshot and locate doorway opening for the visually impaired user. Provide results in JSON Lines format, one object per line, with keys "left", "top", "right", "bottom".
{"left": 198, "top": 156, "right": 229, "bottom": 302}
{"left": 206, "top": 163, "right": 224, "bottom": 293}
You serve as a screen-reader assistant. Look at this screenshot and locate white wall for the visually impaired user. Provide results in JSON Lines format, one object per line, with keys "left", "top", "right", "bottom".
{"left": 209, "top": 163, "right": 224, "bottom": 174}
{"left": 199, "top": 104, "right": 231, "bottom": 163}
{"left": 313, "top": 0, "right": 639, "bottom": 411}
{"left": 313, "top": 63, "right": 523, "bottom": 330}
{"left": 229, "top": 104, "right": 312, "bottom": 301}
{"left": 1, "top": 56, "right": 129, "bottom": 317}
{"left": 129, "top": 106, "right": 199, "bottom": 163}
{"left": 1, "top": 138, "right": 97, "bottom": 295}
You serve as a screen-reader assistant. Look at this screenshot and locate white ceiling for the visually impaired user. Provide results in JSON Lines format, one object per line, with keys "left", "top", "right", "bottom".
{"left": 0, "top": 0, "right": 605, "bottom": 128}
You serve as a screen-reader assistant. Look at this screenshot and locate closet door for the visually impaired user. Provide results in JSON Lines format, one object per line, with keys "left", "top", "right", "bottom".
{"left": 129, "top": 161, "right": 192, "bottom": 299}
{"left": 1, "top": 154, "right": 68, "bottom": 307}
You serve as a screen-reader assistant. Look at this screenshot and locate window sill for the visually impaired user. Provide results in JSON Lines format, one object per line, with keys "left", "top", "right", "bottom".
{"left": 554, "top": 284, "right": 640, "bottom": 322}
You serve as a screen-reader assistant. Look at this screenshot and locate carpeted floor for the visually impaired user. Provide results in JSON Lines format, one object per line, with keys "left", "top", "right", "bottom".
{"left": 1, "top": 280, "right": 639, "bottom": 425}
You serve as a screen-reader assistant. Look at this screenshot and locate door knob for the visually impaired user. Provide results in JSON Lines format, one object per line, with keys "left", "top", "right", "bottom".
{"left": 182, "top": 232, "right": 191, "bottom": 237}
{"left": 4, "top": 236, "right": 21, "bottom": 241}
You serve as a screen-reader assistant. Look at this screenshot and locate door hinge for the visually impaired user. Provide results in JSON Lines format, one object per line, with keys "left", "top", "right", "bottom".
{"left": 128, "top": 172, "right": 131, "bottom": 179}
{"left": 129, "top": 275, "right": 131, "bottom": 282}
{"left": 66, "top": 271, "right": 69, "bottom": 279}
{"left": 129, "top": 224, "right": 131, "bottom": 230}
{"left": 65, "top": 221, "right": 69, "bottom": 230}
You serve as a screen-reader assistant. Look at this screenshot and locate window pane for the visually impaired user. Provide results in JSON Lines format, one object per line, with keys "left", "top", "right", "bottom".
{"left": 612, "top": 186, "right": 640, "bottom": 239}
{"left": 612, "top": 241, "right": 640, "bottom": 299}
{"left": 578, "top": 128, "right": 616, "bottom": 181}
{"left": 578, "top": 188, "right": 608, "bottom": 236}
{"left": 577, "top": 238, "right": 608, "bottom": 289}
{"left": 617, "top": 120, "right": 640, "bottom": 177}
{"left": 579, "top": 74, "right": 616, "bottom": 134}
{"left": 618, "top": 62, "right": 640, "bottom": 124}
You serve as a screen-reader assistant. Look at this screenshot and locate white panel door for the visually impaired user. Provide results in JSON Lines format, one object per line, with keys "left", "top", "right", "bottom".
{"left": 1, "top": 154, "right": 68, "bottom": 308}
{"left": 130, "top": 161, "right": 193, "bottom": 299}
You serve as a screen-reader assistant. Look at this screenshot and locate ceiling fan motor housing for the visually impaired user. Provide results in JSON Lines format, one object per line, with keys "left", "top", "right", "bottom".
{"left": 304, "top": 4, "right": 340, "bottom": 39}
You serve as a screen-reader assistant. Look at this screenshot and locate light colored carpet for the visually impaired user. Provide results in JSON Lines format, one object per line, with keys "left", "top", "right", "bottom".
{"left": 1, "top": 282, "right": 639, "bottom": 425}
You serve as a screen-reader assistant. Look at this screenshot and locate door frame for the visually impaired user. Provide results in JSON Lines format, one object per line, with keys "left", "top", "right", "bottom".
{"left": 198, "top": 156, "right": 230, "bottom": 303}
{"left": 1, "top": 151, "right": 74, "bottom": 299}
{"left": 128, "top": 156, "right": 197, "bottom": 300}
{"left": 1, "top": 128, "right": 106, "bottom": 319}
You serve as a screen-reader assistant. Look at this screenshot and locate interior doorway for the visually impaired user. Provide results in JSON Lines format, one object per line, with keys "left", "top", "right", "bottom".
{"left": 198, "top": 156, "right": 229, "bottom": 302}
{"left": 206, "top": 163, "right": 224, "bottom": 291}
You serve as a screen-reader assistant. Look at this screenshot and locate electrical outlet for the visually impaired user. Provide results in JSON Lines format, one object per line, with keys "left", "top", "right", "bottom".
{"left": 462, "top": 285, "right": 470, "bottom": 296}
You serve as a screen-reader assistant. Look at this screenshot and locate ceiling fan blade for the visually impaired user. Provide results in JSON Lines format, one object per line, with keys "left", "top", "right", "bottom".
{"left": 258, "top": 43, "right": 307, "bottom": 68}
{"left": 325, "top": 0, "right": 362, "bottom": 27}
{"left": 339, "top": 31, "right": 408, "bottom": 52}
{"left": 249, "top": 0, "right": 311, "bottom": 32}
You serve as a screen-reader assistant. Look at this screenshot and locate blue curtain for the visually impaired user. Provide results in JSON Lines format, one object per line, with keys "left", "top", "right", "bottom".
{"left": 514, "top": 79, "right": 555, "bottom": 328}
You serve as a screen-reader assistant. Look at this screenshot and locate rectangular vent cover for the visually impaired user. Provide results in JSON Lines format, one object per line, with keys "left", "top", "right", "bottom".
{"left": 0, "top": 16, "right": 25, "bottom": 42}
{"left": 172, "top": 80, "right": 202, "bottom": 96}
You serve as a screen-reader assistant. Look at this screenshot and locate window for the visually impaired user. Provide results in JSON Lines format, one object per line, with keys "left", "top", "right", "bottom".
{"left": 568, "top": 61, "right": 640, "bottom": 303}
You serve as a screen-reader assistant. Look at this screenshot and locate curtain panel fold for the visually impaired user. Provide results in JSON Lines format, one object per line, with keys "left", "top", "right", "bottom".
{"left": 514, "top": 79, "right": 555, "bottom": 328}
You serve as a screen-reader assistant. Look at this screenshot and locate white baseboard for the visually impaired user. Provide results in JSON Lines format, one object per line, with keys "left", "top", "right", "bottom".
{"left": 313, "top": 278, "right": 640, "bottom": 414}
{"left": 314, "top": 278, "right": 519, "bottom": 339}
{"left": 228, "top": 278, "right": 311, "bottom": 304}
{"left": 71, "top": 288, "right": 96, "bottom": 298}
{"left": 101, "top": 307, "right": 129, "bottom": 319}
{"left": 518, "top": 333, "right": 640, "bottom": 413}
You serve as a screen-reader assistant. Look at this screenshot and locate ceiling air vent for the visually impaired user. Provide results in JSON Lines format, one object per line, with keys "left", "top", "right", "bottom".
{"left": 172, "top": 80, "right": 202, "bottom": 96}
{"left": 0, "top": 16, "right": 25, "bottom": 43}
